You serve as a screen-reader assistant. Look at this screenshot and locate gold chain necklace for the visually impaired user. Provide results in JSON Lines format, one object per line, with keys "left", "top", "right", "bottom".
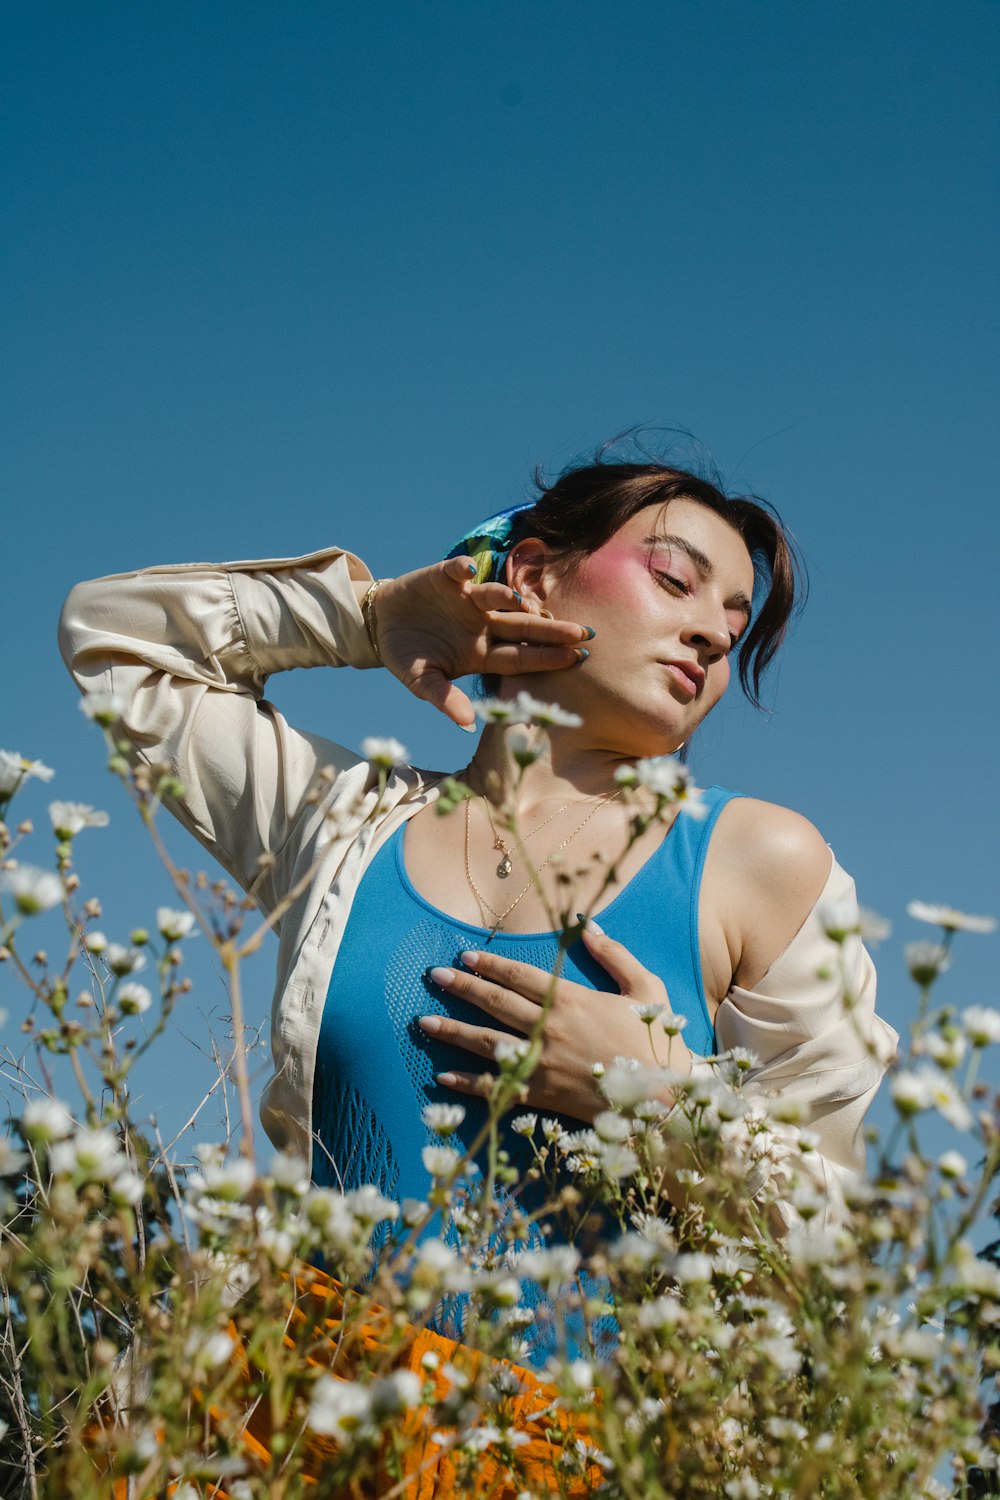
{"left": 463, "top": 789, "right": 623, "bottom": 939}
{"left": 482, "top": 794, "right": 607, "bottom": 879}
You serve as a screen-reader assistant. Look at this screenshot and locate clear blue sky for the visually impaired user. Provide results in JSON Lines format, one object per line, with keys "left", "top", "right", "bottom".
{"left": 3, "top": 1, "right": 997, "bottom": 1151}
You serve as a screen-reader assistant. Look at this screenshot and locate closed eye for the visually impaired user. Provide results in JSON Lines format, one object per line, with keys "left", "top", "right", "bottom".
{"left": 654, "top": 571, "right": 690, "bottom": 595}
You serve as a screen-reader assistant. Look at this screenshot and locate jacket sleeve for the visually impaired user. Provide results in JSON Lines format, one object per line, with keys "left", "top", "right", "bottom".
{"left": 690, "top": 856, "right": 899, "bottom": 1229}
{"left": 58, "top": 547, "right": 381, "bottom": 906}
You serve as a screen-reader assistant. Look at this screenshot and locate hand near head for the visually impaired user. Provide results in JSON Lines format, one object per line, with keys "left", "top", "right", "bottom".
{"left": 370, "top": 555, "right": 592, "bottom": 730}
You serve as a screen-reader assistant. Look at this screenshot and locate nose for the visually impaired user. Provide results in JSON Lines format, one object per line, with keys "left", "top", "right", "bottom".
{"left": 681, "top": 604, "right": 730, "bottom": 660}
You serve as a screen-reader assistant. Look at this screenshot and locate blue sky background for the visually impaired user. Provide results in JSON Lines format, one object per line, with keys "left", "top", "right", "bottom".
{"left": 2, "top": 1, "right": 998, "bottom": 1159}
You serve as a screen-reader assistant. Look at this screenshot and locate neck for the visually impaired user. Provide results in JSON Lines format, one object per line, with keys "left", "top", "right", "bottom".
{"left": 465, "top": 723, "right": 633, "bottom": 811}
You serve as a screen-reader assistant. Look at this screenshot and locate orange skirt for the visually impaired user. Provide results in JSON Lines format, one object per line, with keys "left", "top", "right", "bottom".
{"left": 102, "top": 1262, "right": 599, "bottom": 1499}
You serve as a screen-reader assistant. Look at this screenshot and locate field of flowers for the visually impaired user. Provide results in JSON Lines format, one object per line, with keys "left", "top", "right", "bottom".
{"left": 0, "top": 703, "right": 998, "bottom": 1499}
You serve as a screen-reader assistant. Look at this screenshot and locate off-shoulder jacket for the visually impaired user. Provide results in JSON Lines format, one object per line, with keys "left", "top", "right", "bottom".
{"left": 59, "top": 547, "right": 898, "bottom": 1227}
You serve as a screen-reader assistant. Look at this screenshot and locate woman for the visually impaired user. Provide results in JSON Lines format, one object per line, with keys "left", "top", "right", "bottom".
{"left": 60, "top": 456, "right": 895, "bottom": 1381}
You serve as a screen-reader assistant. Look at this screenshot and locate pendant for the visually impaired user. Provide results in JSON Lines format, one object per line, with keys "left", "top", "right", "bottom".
{"left": 496, "top": 853, "right": 513, "bottom": 879}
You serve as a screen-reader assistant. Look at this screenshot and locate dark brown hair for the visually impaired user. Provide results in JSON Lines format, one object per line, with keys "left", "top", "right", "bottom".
{"left": 486, "top": 455, "right": 803, "bottom": 710}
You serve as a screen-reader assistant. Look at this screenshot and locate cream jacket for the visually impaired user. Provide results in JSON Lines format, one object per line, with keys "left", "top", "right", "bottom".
{"left": 59, "top": 547, "right": 898, "bottom": 1226}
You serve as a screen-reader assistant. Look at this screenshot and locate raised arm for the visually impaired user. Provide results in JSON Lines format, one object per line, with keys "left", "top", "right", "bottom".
{"left": 59, "top": 547, "right": 593, "bottom": 906}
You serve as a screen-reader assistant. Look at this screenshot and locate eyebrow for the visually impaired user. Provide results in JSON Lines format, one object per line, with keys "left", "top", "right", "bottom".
{"left": 644, "top": 533, "right": 753, "bottom": 619}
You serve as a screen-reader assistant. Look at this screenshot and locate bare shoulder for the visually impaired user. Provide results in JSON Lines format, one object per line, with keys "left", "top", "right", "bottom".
{"left": 714, "top": 797, "right": 832, "bottom": 895}
{"left": 705, "top": 797, "right": 834, "bottom": 992}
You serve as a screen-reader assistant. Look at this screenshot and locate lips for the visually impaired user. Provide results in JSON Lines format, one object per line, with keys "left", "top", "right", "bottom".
{"left": 661, "top": 660, "right": 705, "bottom": 696}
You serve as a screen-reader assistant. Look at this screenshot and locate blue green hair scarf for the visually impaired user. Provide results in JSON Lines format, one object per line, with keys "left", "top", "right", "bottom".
{"left": 445, "top": 501, "right": 537, "bottom": 583}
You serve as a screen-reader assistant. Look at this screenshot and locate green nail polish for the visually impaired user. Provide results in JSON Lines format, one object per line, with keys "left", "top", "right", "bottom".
{"left": 513, "top": 591, "right": 523, "bottom": 605}
{"left": 583, "top": 626, "right": 597, "bottom": 640}
{"left": 574, "top": 647, "right": 590, "bottom": 662}
{"left": 467, "top": 561, "right": 477, "bottom": 576}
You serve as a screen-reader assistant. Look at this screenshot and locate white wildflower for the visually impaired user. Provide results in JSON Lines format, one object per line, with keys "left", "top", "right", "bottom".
{"left": 887, "top": 1327, "right": 941, "bottom": 1364}
{"left": 918, "top": 1030, "right": 967, "bottom": 1069}
{"left": 494, "top": 1037, "right": 530, "bottom": 1066}
{"left": 661, "top": 1011, "right": 688, "bottom": 1037}
{"left": 891, "top": 1069, "right": 933, "bottom": 1116}
{"left": 79, "top": 691, "right": 126, "bottom": 726}
{"left": 307, "top": 1374, "right": 374, "bottom": 1441}
{"left": 859, "top": 907, "right": 892, "bottom": 942}
{"left": 21, "top": 1098, "right": 73, "bottom": 1142}
{"left": 48, "top": 801, "right": 109, "bottom": 839}
{"left": 634, "top": 755, "right": 707, "bottom": 817}
{"left": 156, "top": 907, "right": 196, "bottom": 942}
{"left": 820, "top": 897, "right": 860, "bottom": 942}
{"left": 566, "top": 1359, "right": 593, "bottom": 1394}
{"left": 504, "top": 727, "right": 543, "bottom": 766}
{"left": 0, "top": 866, "right": 63, "bottom": 916}
{"left": 109, "top": 1170, "right": 144, "bottom": 1206}
{"left": 0, "top": 1138, "right": 28, "bottom": 1176}
{"left": 905, "top": 941, "right": 951, "bottom": 985}
{"left": 475, "top": 692, "right": 582, "bottom": 729}
{"left": 922, "top": 1070, "right": 973, "bottom": 1131}
{"left": 908, "top": 901, "right": 997, "bottom": 934}
{"left": 600, "top": 1143, "right": 640, "bottom": 1180}
{"left": 103, "top": 944, "right": 146, "bottom": 977}
{"left": 671, "top": 1252, "right": 714, "bottom": 1284}
{"left": 188, "top": 1157, "right": 256, "bottom": 1201}
{"left": 601, "top": 1061, "right": 668, "bottom": 1111}
{"left": 361, "top": 736, "right": 408, "bottom": 769}
{"left": 422, "top": 1102, "right": 466, "bottom": 1135}
{"left": 117, "top": 982, "right": 152, "bottom": 1016}
{"left": 515, "top": 1245, "right": 581, "bottom": 1288}
{"left": 963, "top": 1006, "right": 1000, "bottom": 1047}
{"left": 784, "top": 1226, "right": 842, "bottom": 1267}
{"left": 370, "top": 1369, "right": 422, "bottom": 1419}
{"left": 636, "top": 1295, "right": 684, "bottom": 1331}
{"left": 345, "top": 1185, "right": 399, "bottom": 1224}
{"left": 510, "top": 1113, "right": 537, "bottom": 1137}
{"left": 938, "top": 1150, "right": 967, "bottom": 1179}
{"left": 630, "top": 1000, "right": 666, "bottom": 1023}
{"left": 50, "top": 1127, "right": 123, "bottom": 1182}
{"left": 422, "top": 1144, "right": 461, "bottom": 1178}
{"left": 0, "top": 751, "right": 55, "bottom": 796}
{"left": 271, "top": 1152, "right": 310, "bottom": 1194}
{"left": 83, "top": 930, "right": 108, "bottom": 953}
{"left": 185, "top": 1329, "right": 236, "bottom": 1369}
{"left": 593, "top": 1110, "right": 632, "bottom": 1143}
{"left": 724, "top": 1478, "right": 761, "bottom": 1500}
{"left": 766, "top": 1416, "right": 807, "bottom": 1441}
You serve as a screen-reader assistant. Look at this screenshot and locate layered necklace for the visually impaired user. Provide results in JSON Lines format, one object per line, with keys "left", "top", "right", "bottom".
{"left": 463, "top": 786, "right": 623, "bottom": 940}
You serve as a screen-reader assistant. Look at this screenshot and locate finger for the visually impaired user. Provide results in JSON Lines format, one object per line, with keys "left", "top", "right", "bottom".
{"left": 579, "top": 921, "right": 666, "bottom": 1001}
{"left": 428, "top": 963, "right": 538, "bottom": 1029}
{"left": 453, "top": 950, "right": 555, "bottom": 1008}
{"left": 469, "top": 582, "right": 531, "bottom": 613}
{"left": 486, "top": 612, "right": 594, "bottom": 644}
{"left": 435, "top": 1069, "right": 494, "bottom": 1098}
{"left": 482, "top": 641, "right": 589, "bottom": 675}
{"left": 406, "top": 668, "right": 477, "bottom": 731}
{"left": 417, "top": 1011, "right": 507, "bottom": 1059}
{"left": 443, "top": 554, "right": 481, "bottom": 584}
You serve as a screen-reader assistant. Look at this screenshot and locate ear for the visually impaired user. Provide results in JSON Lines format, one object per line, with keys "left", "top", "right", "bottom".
{"left": 504, "top": 537, "right": 557, "bottom": 612}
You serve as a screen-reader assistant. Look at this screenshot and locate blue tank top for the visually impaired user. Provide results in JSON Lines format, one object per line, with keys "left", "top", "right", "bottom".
{"left": 312, "top": 784, "right": 739, "bottom": 1365}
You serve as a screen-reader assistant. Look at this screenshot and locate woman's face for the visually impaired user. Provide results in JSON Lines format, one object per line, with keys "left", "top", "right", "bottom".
{"left": 510, "top": 498, "right": 757, "bottom": 758}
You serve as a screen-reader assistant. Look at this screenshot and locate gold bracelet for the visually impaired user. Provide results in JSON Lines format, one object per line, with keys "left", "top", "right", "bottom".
{"left": 360, "top": 578, "right": 390, "bottom": 665}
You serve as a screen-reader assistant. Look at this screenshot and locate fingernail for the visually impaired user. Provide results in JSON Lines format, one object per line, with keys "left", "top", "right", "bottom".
{"left": 574, "top": 647, "right": 590, "bottom": 662}
{"left": 429, "top": 967, "right": 455, "bottom": 986}
{"left": 512, "top": 591, "right": 523, "bottom": 606}
{"left": 582, "top": 626, "right": 597, "bottom": 640}
{"left": 577, "top": 914, "right": 604, "bottom": 935}
{"left": 466, "top": 562, "right": 477, "bottom": 576}
{"left": 539, "top": 607, "right": 554, "bottom": 620}
{"left": 459, "top": 950, "right": 480, "bottom": 967}
{"left": 419, "top": 1014, "right": 442, "bottom": 1033}
{"left": 436, "top": 1071, "right": 457, "bottom": 1087}
{"left": 458, "top": 722, "right": 477, "bottom": 734}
